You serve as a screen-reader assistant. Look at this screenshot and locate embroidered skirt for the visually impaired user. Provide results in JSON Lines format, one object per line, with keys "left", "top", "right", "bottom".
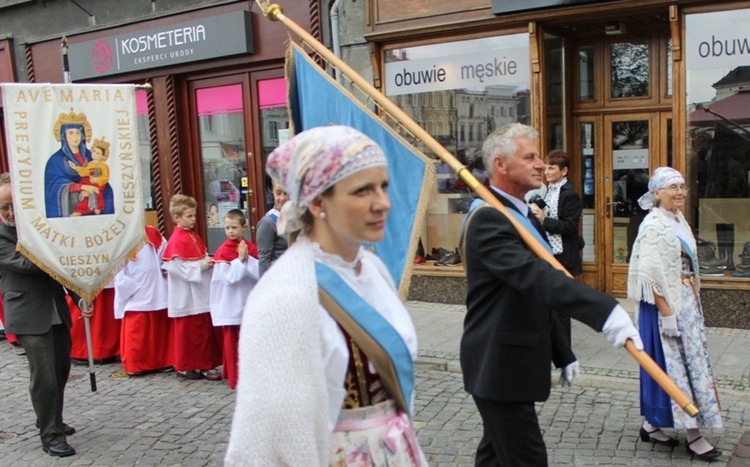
{"left": 330, "top": 400, "right": 425, "bottom": 467}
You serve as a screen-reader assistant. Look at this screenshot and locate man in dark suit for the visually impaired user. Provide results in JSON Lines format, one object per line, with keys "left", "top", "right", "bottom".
{"left": 461, "top": 124, "right": 643, "bottom": 466}
{"left": 0, "top": 173, "right": 92, "bottom": 457}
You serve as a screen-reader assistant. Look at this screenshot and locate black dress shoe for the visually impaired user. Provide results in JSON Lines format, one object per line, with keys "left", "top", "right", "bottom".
{"left": 639, "top": 426, "right": 679, "bottom": 447}
{"left": 686, "top": 437, "right": 722, "bottom": 461}
{"left": 35, "top": 421, "right": 75, "bottom": 436}
{"left": 62, "top": 423, "right": 76, "bottom": 436}
{"left": 42, "top": 441, "right": 76, "bottom": 457}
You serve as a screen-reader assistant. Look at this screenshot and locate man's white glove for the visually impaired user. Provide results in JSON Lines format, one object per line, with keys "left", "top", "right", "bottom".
{"left": 558, "top": 361, "right": 579, "bottom": 387}
{"left": 602, "top": 305, "right": 644, "bottom": 350}
{"left": 659, "top": 315, "right": 681, "bottom": 338}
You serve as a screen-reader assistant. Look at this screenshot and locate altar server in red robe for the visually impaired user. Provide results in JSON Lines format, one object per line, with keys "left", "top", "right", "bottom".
{"left": 210, "top": 209, "right": 259, "bottom": 388}
{"left": 161, "top": 195, "right": 222, "bottom": 380}
{"left": 69, "top": 282, "right": 120, "bottom": 362}
{"left": 114, "top": 225, "right": 174, "bottom": 375}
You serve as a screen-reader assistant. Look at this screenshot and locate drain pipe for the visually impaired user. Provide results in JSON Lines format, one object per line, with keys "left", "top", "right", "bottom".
{"left": 330, "top": 0, "right": 344, "bottom": 82}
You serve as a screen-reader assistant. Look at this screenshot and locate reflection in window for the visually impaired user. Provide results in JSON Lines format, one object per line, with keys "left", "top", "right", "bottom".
{"left": 611, "top": 121, "right": 650, "bottom": 264}
{"left": 686, "top": 8, "right": 750, "bottom": 278}
{"left": 258, "top": 78, "right": 290, "bottom": 213}
{"left": 135, "top": 89, "right": 154, "bottom": 210}
{"left": 384, "top": 34, "right": 530, "bottom": 262}
{"left": 545, "top": 33, "right": 564, "bottom": 151}
{"left": 666, "top": 37, "right": 673, "bottom": 96}
{"left": 578, "top": 45, "right": 595, "bottom": 101}
{"left": 580, "top": 122, "right": 595, "bottom": 262}
{"left": 611, "top": 41, "right": 649, "bottom": 98}
{"left": 196, "top": 84, "right": 247, "bottom": 253}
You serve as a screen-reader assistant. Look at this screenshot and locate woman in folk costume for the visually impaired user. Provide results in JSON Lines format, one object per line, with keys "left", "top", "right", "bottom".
{"left": 225, "top": 126, "right": 426, "bottom": 466}
{"left": 114, "top": 225, "right": 174, "bottom": 375}
{"left": 628, "top": 167, "right": 722, "bottom": 462}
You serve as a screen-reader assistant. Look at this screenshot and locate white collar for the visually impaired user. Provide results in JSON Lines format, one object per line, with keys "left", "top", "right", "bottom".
{"left": 490, "top": 185, "right": 530, "bottom": 216}
{"left": 548, "top": 177, "right": 567, "bottom": 190}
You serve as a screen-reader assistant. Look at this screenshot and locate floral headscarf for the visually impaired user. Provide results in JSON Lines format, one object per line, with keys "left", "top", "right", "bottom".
{"left": 265, "top": 125, "right": 387, "bottom": 234}
{"left": 637, "top": 166, "right": 685, "bottom": 210}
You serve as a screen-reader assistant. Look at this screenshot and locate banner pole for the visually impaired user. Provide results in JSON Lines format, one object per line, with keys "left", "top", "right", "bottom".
{"left": 253, "top": 1, "right": 698, "bottom": 418}
{"left": 81, "top": 299, "right": 97, "bottom": 392}
{"left": 60, "top": 41, "right": 98, "bottom": 392}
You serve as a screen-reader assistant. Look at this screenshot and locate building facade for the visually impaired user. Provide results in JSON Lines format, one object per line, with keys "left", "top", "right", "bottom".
{"left": 0, "top": 0, "right": 318, "bottom": 252}
{"left": 2, "top": 0, "right": 750, "bottom": 326}
{"left": 331, "top": 0, "right": 750, "bottom": 327}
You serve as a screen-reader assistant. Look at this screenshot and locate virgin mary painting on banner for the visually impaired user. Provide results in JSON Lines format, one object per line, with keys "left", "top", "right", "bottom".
{"left": 0, "top": 83, "right": 144, "bottom": 302}
{"left": 45, "top": 109, "right": 115, "bottom": 218}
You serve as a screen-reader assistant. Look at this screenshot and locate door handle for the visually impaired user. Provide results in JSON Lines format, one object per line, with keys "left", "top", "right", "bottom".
{"left": 605, "top": 197, "right": 624, "bottom": 219}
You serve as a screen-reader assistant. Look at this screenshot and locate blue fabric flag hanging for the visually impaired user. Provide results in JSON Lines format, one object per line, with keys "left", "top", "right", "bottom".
{"left": 287, "top": 43, "right": 435, "bottom": 297}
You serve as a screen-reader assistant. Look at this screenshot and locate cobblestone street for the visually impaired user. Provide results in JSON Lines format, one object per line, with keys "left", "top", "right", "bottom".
{"left": 1, "top": 301, "right": 750, "bottom": 465}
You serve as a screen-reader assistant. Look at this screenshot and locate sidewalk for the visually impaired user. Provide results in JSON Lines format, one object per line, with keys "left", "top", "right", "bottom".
{"left": 406, "top": 299, "right": 750, "bottom": 465}
{"left": 406, "top": 299, "right": 750, "bottom": 391}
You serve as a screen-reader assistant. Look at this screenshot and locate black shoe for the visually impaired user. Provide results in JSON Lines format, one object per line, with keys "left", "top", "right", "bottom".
{"left": 71, "top": 358, "right": 88, "bottom": 366}
{"left": 35, "top": 422, "right": 76, "bottom": 436}
{"left": 42, "top": 441, "right": 76, "bottom": 457}
{"left": 685, "top": 436, "right": 721, "bottom": 461}
{"left": 639, "top": 426, "right": 679, "bottom": 447}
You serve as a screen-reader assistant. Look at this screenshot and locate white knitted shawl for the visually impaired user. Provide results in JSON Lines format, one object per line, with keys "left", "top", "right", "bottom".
{"left": 628, "top": 208, "right": 693, "bottom": 317}
{"left": 225, "top": 237, "right": 329, "bottom": 466}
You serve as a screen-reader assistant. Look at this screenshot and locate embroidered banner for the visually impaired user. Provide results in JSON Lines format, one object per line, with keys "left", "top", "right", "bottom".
{"left": 1, "top": 83, "right": 145, "bottom": 301}
{"left": 288, "top": 43, "right": 435, "bottom": 299}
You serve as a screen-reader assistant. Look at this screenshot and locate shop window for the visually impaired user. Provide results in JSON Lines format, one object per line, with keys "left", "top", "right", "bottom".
{"left": 258, "top": 77, "right": 289, "bottom": 212}
{"left": 195, "top": 84, "right": 248, "bottom": 253}
{"left": 384, "top": 34, "right": 530, "bottom": 268}
{"left": 135, "top": 89, "right": 154, "bottom": 210}
{"left": 580, "top": 122, "right": 596, "bottom": 262}
{"left": 686, "top": 7, "right": 750, "bottom": 279}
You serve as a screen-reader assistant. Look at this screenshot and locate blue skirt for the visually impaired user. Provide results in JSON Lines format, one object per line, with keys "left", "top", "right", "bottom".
{"left": 638, "top": 301, "right": 674, "bottom": 427}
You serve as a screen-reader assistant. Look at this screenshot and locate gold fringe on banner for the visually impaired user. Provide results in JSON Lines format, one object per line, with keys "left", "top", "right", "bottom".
{"left": 17, "top": 235, "right": 147, "bottom": 303}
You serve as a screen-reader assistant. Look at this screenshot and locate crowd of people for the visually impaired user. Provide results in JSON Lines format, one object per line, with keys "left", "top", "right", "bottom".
{"left": 0, "top": 123, "right": 723, "bottom": 464}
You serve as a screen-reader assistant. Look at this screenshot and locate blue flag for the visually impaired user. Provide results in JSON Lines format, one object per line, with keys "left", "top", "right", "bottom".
{"left": 287, "top": 43, "right": 435, "bottom": 297}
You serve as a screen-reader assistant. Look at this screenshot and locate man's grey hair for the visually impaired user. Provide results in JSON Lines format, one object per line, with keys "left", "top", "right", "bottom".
{"left": 0, "top": 172, "right": 10, "bottom": 186}
{"left": 482, "top": 123, "right": 539, "bottom": 177}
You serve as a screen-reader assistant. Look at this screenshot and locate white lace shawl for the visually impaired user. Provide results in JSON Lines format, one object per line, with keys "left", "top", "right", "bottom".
{"left": 225, "top": 236, "right": 418, "bottom": 466}
{"left": 627, "top": 208, "right": 688, "bottom": 316}
{"left": 225, "top": 237, "right": 329, "bottom": 466}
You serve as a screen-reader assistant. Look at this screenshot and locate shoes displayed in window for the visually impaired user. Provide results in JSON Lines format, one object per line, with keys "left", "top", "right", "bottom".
{"left": 436, "top": 248, "right": 462, "bottom": 267}
{"left": 700, "top": 266, "right": 725, "bottom": 277}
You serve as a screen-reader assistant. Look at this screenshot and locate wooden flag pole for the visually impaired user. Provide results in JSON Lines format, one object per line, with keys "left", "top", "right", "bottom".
{"left": 253, "top": 1, "right": 698, "bottom": 418}
{"left": 61, "top": 36, "right": 97, "bottom": 393}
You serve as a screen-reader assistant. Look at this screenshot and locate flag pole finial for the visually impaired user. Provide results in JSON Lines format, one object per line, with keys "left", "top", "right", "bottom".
{"left": 254, "top": 1, "right": 283, "bottom": 21}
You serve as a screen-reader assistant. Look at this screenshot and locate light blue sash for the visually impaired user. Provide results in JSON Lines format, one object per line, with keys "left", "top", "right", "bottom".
{"left": 315, "top": 261, "right": 414, "bottom": 415}
{"left": 678, "top": 237, "right": 698, "bottom": 274}
{"left": 460, "top": 198, "right": 552, "bottom": 254}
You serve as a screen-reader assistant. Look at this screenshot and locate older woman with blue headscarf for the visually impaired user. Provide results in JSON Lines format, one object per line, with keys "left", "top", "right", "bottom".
{"left": 225, "top": 126, "right": 426, "bottom": 466}
{"left": 628, "top": 167, "right": 722, "bottom": 461}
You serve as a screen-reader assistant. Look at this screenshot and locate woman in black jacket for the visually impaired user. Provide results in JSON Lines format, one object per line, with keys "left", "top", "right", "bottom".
{"left": 530, "top": 150, "right": 584, "bottom": 342}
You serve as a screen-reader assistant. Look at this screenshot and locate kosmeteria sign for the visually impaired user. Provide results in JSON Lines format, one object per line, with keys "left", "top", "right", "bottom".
{"left": 68, "top": 11, "right": 253, "bottom": 80}
{"left": 384, "top": 47, "right": 529, "bottom": 96}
